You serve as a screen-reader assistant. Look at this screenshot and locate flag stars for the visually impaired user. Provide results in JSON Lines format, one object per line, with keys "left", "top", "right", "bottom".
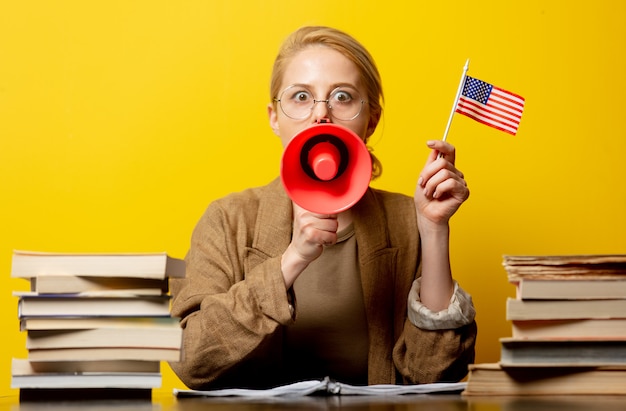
{"left": 464, "top": 77, "right": 493, "bottom": 104}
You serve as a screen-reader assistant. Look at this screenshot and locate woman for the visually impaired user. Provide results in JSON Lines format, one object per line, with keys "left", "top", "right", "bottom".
{"left": 169, "top": 26, "right": 476, "bottom": 390}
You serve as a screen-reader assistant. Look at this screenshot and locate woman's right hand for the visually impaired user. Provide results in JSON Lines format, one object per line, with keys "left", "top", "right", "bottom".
{"left": 280, "top": 203, "right": 338, "bottom": 288}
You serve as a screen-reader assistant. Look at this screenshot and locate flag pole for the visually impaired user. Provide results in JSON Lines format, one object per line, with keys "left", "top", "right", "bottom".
{"left": 441, "top": 59, "right": 470, "bottom": 143}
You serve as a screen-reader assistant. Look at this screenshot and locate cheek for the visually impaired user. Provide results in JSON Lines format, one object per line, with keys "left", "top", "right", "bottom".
{"left": 340, "top": 119, "right": 370, "bottom": 142}
{"left": 278, "top": 127, "right": 300, "bottom": 149}
{"left": 276, "top": 120, "right": 308, "bottom": 148}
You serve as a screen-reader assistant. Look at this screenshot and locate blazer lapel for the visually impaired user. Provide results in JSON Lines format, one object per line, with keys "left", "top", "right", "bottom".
{"left": 253, "top": 178, "right": 293, "bottom": 258}
{"left": 353, "top": 189, "right": 399, "bottom": 383}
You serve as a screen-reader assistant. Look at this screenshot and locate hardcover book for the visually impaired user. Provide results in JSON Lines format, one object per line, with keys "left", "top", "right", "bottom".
{"left": 11, "top": 250, "right": 185, "bottom": 279}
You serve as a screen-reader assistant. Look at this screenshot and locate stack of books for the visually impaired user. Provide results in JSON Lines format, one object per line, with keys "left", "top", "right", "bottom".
{"left": 10, "top": 250, "right": 185, "bottom": 400}
{"left": 463, "top": 254, "right": 626, "bottom": 396}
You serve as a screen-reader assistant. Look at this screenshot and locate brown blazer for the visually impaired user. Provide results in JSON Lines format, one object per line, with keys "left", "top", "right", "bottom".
{"left": 169, "top": 178, "right": 476, "bottom": 390}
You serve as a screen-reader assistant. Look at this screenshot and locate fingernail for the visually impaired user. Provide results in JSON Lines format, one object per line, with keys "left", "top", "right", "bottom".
{"left": 418, "top": 176, "right": 423, "bottom": 187}
{"left": 427, "top": 140, "right": 436, "bottom": 147}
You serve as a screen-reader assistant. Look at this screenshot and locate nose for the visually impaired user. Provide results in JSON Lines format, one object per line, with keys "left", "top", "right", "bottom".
{"left": 311, "top": 99, "right": 331, "bottom": 123}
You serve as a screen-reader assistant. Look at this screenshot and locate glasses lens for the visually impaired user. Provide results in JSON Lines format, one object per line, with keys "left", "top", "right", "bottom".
{"left": 277, "top": 85, "right": 365, "bottom": 121}
{"left": 328, "top": 87, "right": 364, "bottom": 121}
{"left": 278, "top": 86, "right": 314, "bottom": 120}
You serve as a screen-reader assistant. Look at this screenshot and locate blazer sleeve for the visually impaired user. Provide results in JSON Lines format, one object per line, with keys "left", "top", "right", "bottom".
{"left": 390, "top": 234, "right": 477, "bottom": 383}
{"left": 392, "top": 318, "right": 477, "bottom": 383}
{"left": 168, "top": 200, "right": 294, "bottom": 390}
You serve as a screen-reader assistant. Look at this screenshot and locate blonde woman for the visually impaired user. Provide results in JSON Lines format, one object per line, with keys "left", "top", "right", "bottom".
{"left": 170, "top": 26, "right": 476, "bottom": 390}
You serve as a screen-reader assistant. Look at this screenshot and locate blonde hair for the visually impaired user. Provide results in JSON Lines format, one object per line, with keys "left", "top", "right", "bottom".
{"left": 270, "top": 26, "right": 383, "bottom": 179}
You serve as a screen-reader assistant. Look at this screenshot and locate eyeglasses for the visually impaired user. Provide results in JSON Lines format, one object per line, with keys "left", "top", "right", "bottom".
{"left": 274, "top": 85, "right": 366, "bottom": 121}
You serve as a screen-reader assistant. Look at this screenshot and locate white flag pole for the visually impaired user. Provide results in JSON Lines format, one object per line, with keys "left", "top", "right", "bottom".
{"left": 441, "top": 59, "right": 470, "bottom": 143}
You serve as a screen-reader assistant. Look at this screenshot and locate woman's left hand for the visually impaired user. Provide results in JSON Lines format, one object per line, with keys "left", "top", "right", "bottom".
{"left": 414, "top": 140, "right": 469, "bottom": 227}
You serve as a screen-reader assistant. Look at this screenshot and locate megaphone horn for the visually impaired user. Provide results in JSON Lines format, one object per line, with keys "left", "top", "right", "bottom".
{"left": 281, "top": 123, "right": 372, "bottom": 214}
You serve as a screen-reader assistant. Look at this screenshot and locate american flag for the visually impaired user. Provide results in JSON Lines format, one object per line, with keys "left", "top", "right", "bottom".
{"left": 455, "top": 76, "right": 525, "bottom": 135}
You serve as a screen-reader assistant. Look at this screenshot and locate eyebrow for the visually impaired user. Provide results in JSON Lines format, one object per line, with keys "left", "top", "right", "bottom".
{"left": 287, "top": 82, "right": 360, "bottom": 91}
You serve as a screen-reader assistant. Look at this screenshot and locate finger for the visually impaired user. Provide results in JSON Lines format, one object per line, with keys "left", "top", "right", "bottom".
{"left": 422, "top": 169, "right": 467, "bottom": 199}
{"left": 432, "top": 178, "right": 469, "bottom": 201}
{"left": 419, "top": 158, "right": 464, "bottom": 189}
{"left": 426, "top": 140, "right": 456, "bottom": 164}
{"left": 307, "top": 213, "right": 338, "bottom": 232}
{"left": 312, "top": 213, "right": 338, "bottom": 220}
{"left": 301, "top": 214, "right": 339, "bottom": 237}
{"left": 305, "top": 225, "right": 338, "bottom": 246}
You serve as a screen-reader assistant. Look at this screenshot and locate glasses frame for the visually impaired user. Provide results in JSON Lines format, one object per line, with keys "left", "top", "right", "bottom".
{"left": 274, "top": 84, "right": 366, "bottom": 121}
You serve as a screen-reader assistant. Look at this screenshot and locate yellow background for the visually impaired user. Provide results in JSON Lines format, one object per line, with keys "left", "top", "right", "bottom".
{"left": 1, "top": 0, "right": 625, "bottom": 396}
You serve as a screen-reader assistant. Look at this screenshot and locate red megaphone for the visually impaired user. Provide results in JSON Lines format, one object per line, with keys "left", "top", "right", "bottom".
{"left": 280, "top": 123, "right": 372, "bottom": 214}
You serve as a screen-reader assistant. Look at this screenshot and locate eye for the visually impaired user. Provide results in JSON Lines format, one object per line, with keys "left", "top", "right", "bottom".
{"left": 292, "top": 90, "right": 313, "bottom": 103}
{"left": 331, "top": 90, "right": 354, "bottom": 104}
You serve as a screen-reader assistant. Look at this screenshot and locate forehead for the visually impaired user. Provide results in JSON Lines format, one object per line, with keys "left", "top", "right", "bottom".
{"left": 280, "top": 46, "right": 362, "bottom": 91}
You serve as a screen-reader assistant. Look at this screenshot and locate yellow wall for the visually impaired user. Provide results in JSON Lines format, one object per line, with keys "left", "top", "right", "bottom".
{"left": 1, "top": 1, "right": 625, "bottom": 396}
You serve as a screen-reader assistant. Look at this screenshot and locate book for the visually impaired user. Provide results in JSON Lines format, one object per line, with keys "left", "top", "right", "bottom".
{"left": 26, "top": 326, "right": 183, "bottom": 350}
{"left": 11, "top": 250, "right": 185, "bottom": 279}
{"left": 30, "top": 275, "right": 168, "bottom": 295}
{"left": 505, "top": 297, "right": 626, "bottom": 320}
{"left": 173, "top": 376, "right": 467, "bottom": 398}
{"left": 27, "top": 347, "right": 182, "bottom": 362}
{"left": 463, "top": 362, "right": 626, "bottom": 395}
{"left": 15, "top": 292, "right": 172, "bottom": 317}
{"left": 20, "top": 315, "right": 180, "bottom": 331}
{"left": 468, "top": 395, "right": 626, "bottom": 410}
{"left": 503, "top": 254, "right": 626, "bottom": 281}
{"left": 12, "top": 358, "right": 160, "bottom": 374}
{"left": 19, "top": 388, "right": 154, "bottom": 402}
{"left": 515, "top": 278, "right": 626, "bottom": 300}
{"left": 11, "top": 373, "right": 161, "bottom": 390}
{"left": 11, "top": 358, "right": 162, "bottom": 390}
{"left": 499, "top": 337, "right": 626, "bottom": 367}
{"left": 511, "top": 318, "right": 626, "bottom": 339}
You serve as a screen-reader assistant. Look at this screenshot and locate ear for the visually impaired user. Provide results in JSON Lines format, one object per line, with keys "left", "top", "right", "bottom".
{"left": 268, "top": 103, "right": 280, "bottom": 136}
